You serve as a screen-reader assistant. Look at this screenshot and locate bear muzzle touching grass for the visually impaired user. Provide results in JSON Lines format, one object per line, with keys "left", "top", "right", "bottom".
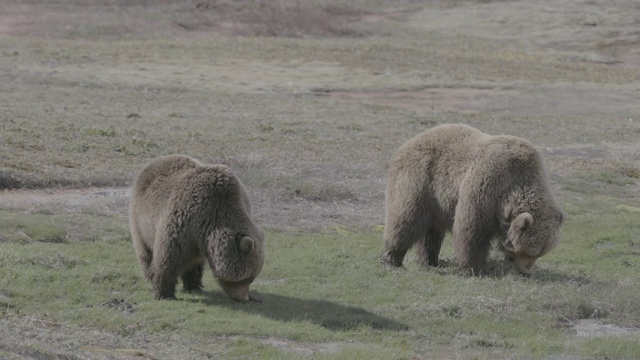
{"left": 129, "top": 155, "right": 265, "bottom": 302}
{"left": 381, "top": 124, "right": 564, "bottom": 276}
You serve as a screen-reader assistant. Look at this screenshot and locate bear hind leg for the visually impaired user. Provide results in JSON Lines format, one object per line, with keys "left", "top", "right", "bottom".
{"left": 416, "top": 227, "right": 444, "bottom": 267}
{"left": 139, "top": 245, "right": 154, "bottom": 281}
{"left": 131, "top": 226, "right": 155, "bottom": 281}
{"left": 181, "top": 261, "right": 205, "bottom": 292}
{"left": 382, "top": 209, "right": 427, "bottom": 267}
{"left": 149, "top": 240, "right": 182, "bottom": 300}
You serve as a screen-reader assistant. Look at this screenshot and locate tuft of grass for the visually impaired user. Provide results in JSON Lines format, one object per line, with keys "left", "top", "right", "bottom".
{"left": 85, "top": 126, "right": 118, "bottom": 138}
{"left": 0, "top": 210, "right": 130, "bottom": 244}
{"left": 590, "top": 171, "right": 637, "bottom": 186}
{"left": 0, "top": 212, "right": 67, "bottom": 244}
{"left": 578, "top": 336, "right": 640, "bottom": 360}
{"left": 241, "top": 169, "right": 358, "bottom": 203}
{"left": 0, "top": 171, "right": 23, "bottom": 190}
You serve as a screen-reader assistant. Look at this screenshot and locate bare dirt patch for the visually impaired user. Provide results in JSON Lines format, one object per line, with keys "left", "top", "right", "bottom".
{"left": 574, "top": 320, "right": 640, "bottom": 337}
{"left": 0, "top": 179, "right": 384, "bottom": 234}
{"left": 0, "top": 0, "right": 402, "bottom": 39}
{"left": 330, "top": 87, "right": 518, "bottom": 114}
{"left": 409, "top": 0, "right": 640, "bottom": 69}
{"left": 0, "top": 314, "right": 227, "bottom": 360}
{"left": 0, "top": 11, "right": 27, "bottom": 36}
{"left": 259, "top": 337, "right": 340, "bottom": 355}
{"left": 0, "top": 187, "right": 129, "bottom": 216}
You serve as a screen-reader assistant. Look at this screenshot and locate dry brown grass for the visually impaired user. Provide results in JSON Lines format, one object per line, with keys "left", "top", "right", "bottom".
{"left": 171, "top": 0, "right": 370, "bottom": 38}
{"left": 238, "top": 3, "right": 365, "bottom": 38}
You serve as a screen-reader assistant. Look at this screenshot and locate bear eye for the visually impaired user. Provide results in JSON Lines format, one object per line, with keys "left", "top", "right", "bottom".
{"left": 500, "top": 221, "right": 510, "bottom": 234}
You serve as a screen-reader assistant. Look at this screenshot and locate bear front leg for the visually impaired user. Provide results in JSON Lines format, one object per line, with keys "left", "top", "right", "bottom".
{"left": 452, "top": 219, "right": 493, "bottom": 276}
{"left": 453, "top": 233, "right": 492, "bottom": 276}
{"left": 181, "top": 261, "right": 205, "bottom": 292}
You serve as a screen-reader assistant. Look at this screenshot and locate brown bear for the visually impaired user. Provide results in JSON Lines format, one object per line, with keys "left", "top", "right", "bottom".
{"left": 129, "top": 155, "right": 265, "bottom": 302}
{"left": 381, "top": 124, "right": 563, "bottom": 275}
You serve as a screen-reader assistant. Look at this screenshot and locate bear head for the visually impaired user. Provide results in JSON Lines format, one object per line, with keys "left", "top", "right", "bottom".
{"left": 500, "top": 196, "right": 564, "bottom": 275}
{"left": 206, "top": 222, "right": 265, "bottom": 303}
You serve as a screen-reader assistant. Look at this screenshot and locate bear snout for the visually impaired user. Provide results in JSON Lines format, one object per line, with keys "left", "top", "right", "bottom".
{"left": 514, "top": 254, "right": 537, "bottom": 275}
{"left": 218, "top": 278, "right": 261, "bottom": 303}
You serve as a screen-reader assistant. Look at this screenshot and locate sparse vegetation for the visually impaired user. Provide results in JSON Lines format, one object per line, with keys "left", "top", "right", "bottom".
{"left": 1, "top": 209, "right": 639, "bottom": 358}
{"left": 1, "top": 0, "right": 639, "bottom": 358}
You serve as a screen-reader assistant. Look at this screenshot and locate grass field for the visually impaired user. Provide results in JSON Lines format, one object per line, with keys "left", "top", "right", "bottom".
{"left": 1, "top": 0, "right": 640, "bottom": 359}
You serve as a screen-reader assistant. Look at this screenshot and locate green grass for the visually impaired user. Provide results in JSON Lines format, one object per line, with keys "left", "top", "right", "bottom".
{"left": 1, "top": 206, "right": 639, "bottom": 359}
{"left": 0, "top": 214, "right": 66, "bottom": 244}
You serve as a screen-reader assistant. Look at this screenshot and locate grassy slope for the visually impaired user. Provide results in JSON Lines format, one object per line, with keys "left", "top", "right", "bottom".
{"left": 1, "top": 205, "right": 639, "bottom": 359}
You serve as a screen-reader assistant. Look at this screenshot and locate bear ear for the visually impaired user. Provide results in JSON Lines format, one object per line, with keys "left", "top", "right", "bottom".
{"left": 514, "top": 212, "right": 534, "bottom": 232}
{"left": 239, "top": 236, "right": 255, "bottom": 254}
{"left": 500, "top": 220, "right": 510, "bottom": 234}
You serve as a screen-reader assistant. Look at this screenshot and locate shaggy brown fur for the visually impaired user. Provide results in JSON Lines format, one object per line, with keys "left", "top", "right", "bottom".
{"left": 129, "top": 155, "right": 265, "bottom": 301}
{"left": 381, "top": 124, "right": 563, "bottom": 275}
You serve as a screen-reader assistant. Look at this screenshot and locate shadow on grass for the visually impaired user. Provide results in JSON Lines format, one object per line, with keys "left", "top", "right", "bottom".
{"left": 186, "top": 290, "right": 409, "bottom": 332}
{"left": 529, "top": 268, "right": 593, "bottom": 285}
{"left": 426, "top": 258, "right": 593, "bottom": 285}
